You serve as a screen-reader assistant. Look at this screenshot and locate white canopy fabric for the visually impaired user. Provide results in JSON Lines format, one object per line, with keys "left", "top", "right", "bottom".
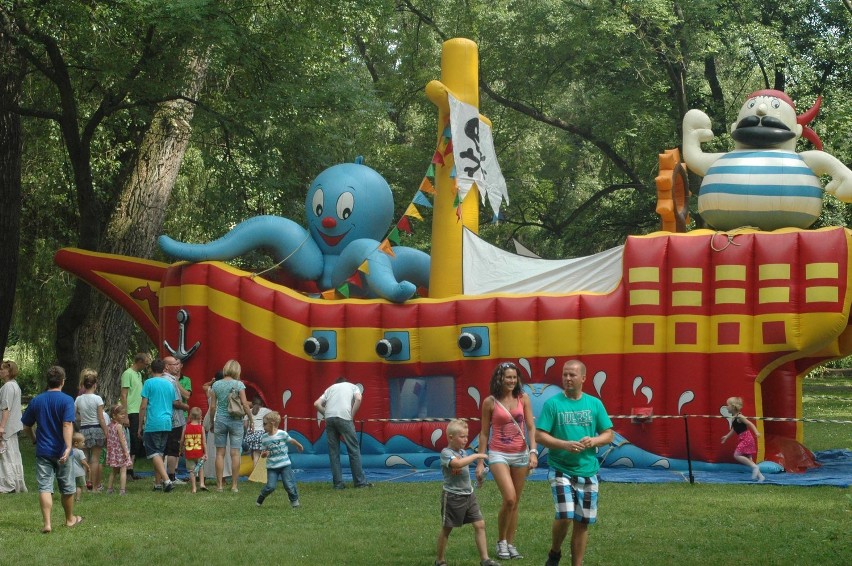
{"left": 462, "top": 227, "right": 624, "bottom": 295}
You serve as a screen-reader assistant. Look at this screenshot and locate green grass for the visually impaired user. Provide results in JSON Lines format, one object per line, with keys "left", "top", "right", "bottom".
{"left": 0, "top": 378, "right": 849, "bottom": 565}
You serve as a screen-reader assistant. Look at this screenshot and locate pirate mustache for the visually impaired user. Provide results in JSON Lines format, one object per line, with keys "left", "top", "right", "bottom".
{"left": 731, "top": 114, "right": 796, "bottom": 147}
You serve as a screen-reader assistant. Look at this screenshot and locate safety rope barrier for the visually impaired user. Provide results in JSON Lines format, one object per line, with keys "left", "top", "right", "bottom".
{"left": 283, "top": 414, "right": 852, "bottom": 425}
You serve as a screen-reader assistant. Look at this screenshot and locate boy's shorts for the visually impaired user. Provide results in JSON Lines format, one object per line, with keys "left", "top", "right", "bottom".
{"left": 440, "top": 490, "right": 483, "bottom": 528}
{"left": 549, "top": 469, "right": 599, "bottom": 524}
{"left": 75, "top": 476, "right": 86, "bottom": 488}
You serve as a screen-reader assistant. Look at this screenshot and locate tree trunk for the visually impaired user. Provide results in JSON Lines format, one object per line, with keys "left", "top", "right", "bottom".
{"left": 61, "top": 50, "right": 210, "bottom": 402}
{"left": 0, "top": 32, "right": 23, "bottom": 356}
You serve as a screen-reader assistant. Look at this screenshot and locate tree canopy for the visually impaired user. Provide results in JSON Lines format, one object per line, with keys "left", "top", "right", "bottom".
{"left": 2, "top": 0, "right": 850, "bottom": 394}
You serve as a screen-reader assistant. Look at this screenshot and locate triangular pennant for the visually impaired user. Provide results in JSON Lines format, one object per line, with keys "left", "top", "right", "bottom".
{"left": 456, "top": 205, "right": 463, "bottom": 220}
{"left": 413, "top": 191, "right": 433, "bottom": 207}
{"left": 404, "top": 203, "right": 423, "bottom": 221}
{"left": 442, "top": 124, "right": 451, "bottom": 139}
{"left": 443, "top": 140, "right": 453, "bottom": 156}
{"left": 388, "top": 227, "right": 401, "bottom": 246}
{"left": 397, "top": 216, "right": 413, "bottom": 234}
{"left": 336, "top": 283, "right": 350, "bottom": 298}
{"left": 419, "top": 178, "right": 436, "bottom": 195}
{"left": 426, "top": 163, "right": 435, "bottom": 178}
{"left": 378, "top": 240, "right": 396, "bottom": 257}
{"left": 453, "top": 194, "right": 461, "bottom": 207}
{"left": 449, "top": 165, "right": 456, "bottom": 178}
{"left": 358, "top": 260, "right": 370, "bottom": 274}
{"left": 346, "top": 273, "right": 362, "bottom": 287}
{"left": 431, "top": 150, "right": 444, "bottom": 165}
{"left": 321, "top": 289, "right": 338, "bottom": 300}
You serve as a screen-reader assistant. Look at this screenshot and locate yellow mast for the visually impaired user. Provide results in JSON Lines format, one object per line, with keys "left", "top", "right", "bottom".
{"left": 426, "top": 38, "right": 482, "bottom": 298}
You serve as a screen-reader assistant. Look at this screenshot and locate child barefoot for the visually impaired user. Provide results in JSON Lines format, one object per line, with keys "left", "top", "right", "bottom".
{"left": 71, "top": 432, "right": 90, "bottom": 502}
{"left": 436, "top": 419, "right": 500, "bottom": 566}
{"left": 105, "top": 404, "right": 132, "bottom": 494}
{"left": 182, "top": 407, "right": 208, "bottom": 493}
{"left": 721, "top": 396, "right": 765, "bottom": 482}
{"left": 256, "top": 411, "right": 303, "bottom": 508}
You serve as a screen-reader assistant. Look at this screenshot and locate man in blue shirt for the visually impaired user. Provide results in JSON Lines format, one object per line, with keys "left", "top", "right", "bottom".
{"left": 21, "top": 366, "right": 82, "bottom": 533}
{"left": 139, "top": 358, "right": 180, "bottom": 492}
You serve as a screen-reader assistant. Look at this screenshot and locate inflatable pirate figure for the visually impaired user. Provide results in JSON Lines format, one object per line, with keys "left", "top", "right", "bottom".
{"left": 683, "top": 89, "right": 852, "bottom": 231}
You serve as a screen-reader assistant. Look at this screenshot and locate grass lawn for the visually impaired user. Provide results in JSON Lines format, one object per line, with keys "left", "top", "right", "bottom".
{"left": 0, "top": 375, "right": 849, "bottom": 565}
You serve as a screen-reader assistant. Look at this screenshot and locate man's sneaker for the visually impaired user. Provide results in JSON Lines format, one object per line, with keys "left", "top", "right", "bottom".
{"left": 496, "top": 540, "right": 510, "bottom": 560}
{"left": 481, "top": 559, "right": 501, "bottom": 566}
{"left": 291, "top": 499, "right": 300, "bottom": 508}
{"left": 545, "top": 550, "right": 562, "bottom": 566}
{"left": 256, "top": 495, "right": 265, "bottom": 507}
{"left": 507, "top": 544, "right": 522, "bottom": 559}
{"left": 163, "top": 481, "right": 175, "bottom": 493}
{"left": 152, "top": 484, "right": 163, "bottom": 491}
{"left": 172, "top": 478, "right": 187, "bottom": 485}
{"left": 354, "top": 482, "right": 373, "bottom": 488}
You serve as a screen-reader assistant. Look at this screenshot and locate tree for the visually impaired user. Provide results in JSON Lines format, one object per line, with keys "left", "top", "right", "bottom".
{"left": 0, "top": 21, "right": 23, "bottom": 357}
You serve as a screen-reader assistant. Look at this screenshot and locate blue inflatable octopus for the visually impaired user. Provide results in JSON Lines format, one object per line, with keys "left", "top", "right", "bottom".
{"left": 158, "top": 158, "right": 430, "bottom": 303}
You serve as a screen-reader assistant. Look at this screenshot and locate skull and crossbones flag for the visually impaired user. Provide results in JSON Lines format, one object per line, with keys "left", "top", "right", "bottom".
{"left": 448, "top": 94, "right": 509, "bottom": 216}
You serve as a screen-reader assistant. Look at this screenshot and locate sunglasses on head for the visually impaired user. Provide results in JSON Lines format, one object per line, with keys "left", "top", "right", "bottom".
{"left": 499, "top": 362, "right": 517, "bottom": 370}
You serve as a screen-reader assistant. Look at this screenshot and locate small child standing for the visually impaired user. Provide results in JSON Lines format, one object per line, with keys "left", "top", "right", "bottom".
{"left": 721, "top": 396, "right": 765, "bottom": 482}
{"left": 71, "top": 432, "right": 91, "bottom": 502}
{"left": 105, "top": 404, "right": 133, "bottom": 494}
{"left": 182, "top": 407, "right": 208, "bottom": 493}
{"left": 436, "top": 419, "right": 500, "bottom": 566}
{"left": 255, "top": 411, "right": 304, "bottom": 508}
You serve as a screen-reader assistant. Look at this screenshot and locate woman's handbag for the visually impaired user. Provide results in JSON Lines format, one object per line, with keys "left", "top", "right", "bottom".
{"left": 227, "top": 387, "right": 245, "bottom": 418}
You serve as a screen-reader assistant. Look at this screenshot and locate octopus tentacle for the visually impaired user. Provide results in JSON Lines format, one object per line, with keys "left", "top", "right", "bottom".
{"left": 159, "top": 215, "right": 324, "bottom": 281}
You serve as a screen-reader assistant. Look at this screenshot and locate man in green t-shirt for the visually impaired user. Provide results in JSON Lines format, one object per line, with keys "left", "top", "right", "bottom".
{"left": 120, "top": 352, "right": 151, "bottom": 478}
{"left": 536, "top": 360, "right": 613, "bottom": 566}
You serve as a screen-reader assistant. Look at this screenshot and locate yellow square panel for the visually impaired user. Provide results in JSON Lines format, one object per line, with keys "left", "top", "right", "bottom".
{"left": 806, "top": 286, "right": 838, "bottom": 303}
{"left": 758, "top": 287, "right": 790, "bottom": 304}
{"left": 672, "top": 290, "right": 702, "bottom": 307}
{"left": 672, "top": 267, "right": 702, "bottom": 284}
{"left": 629, "top": 267, "right": 660, "bottom": 283}
{"left": 715, "top": 288, "right": 745, "bottom": 304}
{"left": 806, "top": 263, "right": 838, "bottom": 280}
{"left": 759, "top": 264, "right": 790, "bottom": 280}
{"left": 715, "top": 265, "right": 746, "bottom": 281}
{"left": 630, "top": 290, "right": 660, "bottom": 305}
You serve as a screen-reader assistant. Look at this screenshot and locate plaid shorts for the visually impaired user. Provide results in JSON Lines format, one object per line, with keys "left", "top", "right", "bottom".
{"left": 549, "top": 469, "right": 599, "bottom": 524}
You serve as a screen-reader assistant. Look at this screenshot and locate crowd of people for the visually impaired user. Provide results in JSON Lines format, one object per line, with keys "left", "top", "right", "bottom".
{"left": 3, "top": 356, "right": 768, "bottom": 565}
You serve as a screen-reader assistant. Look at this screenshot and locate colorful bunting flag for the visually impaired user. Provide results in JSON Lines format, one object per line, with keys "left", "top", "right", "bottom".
{"left": 397, "top": 216, "right": 413, "bottom": 234}
{"left": 413, "top": 192, "right": 433, "bottom": 208}
{"left": 378, "top": 240, "right": 395, "bottom": 257}
{"left": 388, "top": 227, "right": 401, "bottom": 246}
{"left": 404, "top": 203, "right": 423, "bottom": 221}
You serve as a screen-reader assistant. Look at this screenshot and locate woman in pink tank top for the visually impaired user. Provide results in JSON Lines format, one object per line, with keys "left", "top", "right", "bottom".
{"left": 475, "top": 361, "right": 538, "bottom": 560}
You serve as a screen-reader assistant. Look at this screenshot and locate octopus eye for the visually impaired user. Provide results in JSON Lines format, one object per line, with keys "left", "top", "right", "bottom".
{"left": 771, "top": 99, "right": 780, "bottom": 109}
{"left": 312, "top": 189, "right": 324, "bottom": 217}
{"left": 337, "top": 192, "right": 354, "bottom": 220}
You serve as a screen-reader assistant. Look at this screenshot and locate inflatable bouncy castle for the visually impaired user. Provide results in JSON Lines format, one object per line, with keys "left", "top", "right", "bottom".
{"left": 55, "top": 39, "right": 852, "bottom": 473}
